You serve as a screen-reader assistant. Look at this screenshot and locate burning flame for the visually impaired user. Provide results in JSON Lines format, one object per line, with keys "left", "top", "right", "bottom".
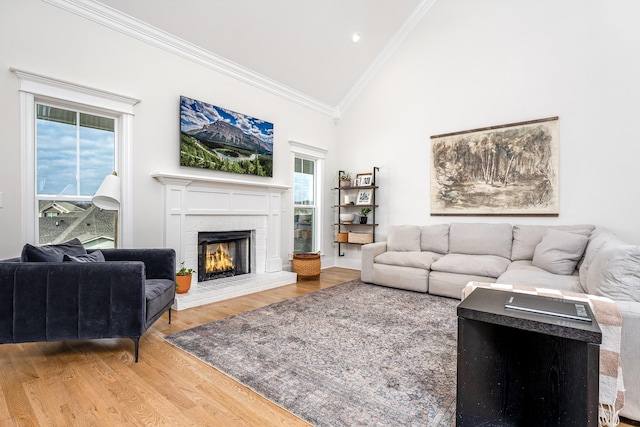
{"left": 205, "top": 243, "right": 234, "bottom": 273}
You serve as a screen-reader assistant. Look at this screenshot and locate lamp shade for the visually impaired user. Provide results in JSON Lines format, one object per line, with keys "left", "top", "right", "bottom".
{"left": 92, "top": 173, "right": 121, "bottom": 210}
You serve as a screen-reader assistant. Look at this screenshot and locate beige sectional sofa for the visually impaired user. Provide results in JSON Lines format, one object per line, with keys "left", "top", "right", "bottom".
{"left": 361, "top": 222, "right": 640, "bottom": 421}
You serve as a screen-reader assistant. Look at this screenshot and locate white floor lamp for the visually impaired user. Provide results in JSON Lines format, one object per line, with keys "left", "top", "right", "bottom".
{"left": 92, "top": 172, "right": 121, "bottom": 248}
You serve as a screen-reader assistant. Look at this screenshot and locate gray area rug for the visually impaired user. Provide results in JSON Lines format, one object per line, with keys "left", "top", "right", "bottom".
{"left": 165, "top": 280, "right": 458, "bottom": 426}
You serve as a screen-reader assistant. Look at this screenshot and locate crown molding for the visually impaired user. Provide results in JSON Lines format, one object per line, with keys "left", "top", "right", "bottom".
{"left": 336, "top": 0, "right": 438, "bottom": 115}
{"left": 42, "top": 0, "right": 339, "bottom": 118}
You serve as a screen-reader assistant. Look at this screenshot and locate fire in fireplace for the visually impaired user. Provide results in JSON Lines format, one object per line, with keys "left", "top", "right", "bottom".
{"left": 198, "top": 230, "right": 251, "bottom": 282}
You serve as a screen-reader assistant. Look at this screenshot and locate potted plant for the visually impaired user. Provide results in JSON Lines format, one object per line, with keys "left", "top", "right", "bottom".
{"left": 359, "top": 207, "right": 372, "bottom": 224}
{"left": 338, "top": 171, "right": 352, "bottom": 188}
{"left": 176, "top": 262, "right": 194, "bottom": 294}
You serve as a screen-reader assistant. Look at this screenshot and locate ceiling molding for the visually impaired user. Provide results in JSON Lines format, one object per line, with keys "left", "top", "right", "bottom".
{"left": 42, "top": 0, "right": 340, "bottom": 118}
{"left": 336, "top": 0, "right": 438, "bottom": 115}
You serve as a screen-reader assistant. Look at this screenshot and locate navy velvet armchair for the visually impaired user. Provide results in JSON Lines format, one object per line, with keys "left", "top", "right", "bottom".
{"left": 0, "top": 247, "right": 176, "bottom": 362}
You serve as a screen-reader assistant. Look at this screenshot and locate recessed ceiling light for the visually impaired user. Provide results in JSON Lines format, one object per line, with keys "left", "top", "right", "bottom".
{"left": 351, "top": 33, "right": 361, "bottom": 44}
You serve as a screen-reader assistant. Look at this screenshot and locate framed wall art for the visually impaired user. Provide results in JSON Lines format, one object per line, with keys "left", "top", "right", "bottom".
{"left": 356, "top": 189, "right": 373, "bottom": 205}
{"left": 356, "top": 173, "right": 373, "bottom": 186}
{"left": 430, "top": 117, "right": 559, "bottom": 216}
{"left": 180, "top": 96, "right": 274, "bottom": 177}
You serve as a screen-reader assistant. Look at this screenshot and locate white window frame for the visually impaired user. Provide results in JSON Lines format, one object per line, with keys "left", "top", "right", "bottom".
{"left": 12, "top": 68, "right": 140, "bottom": 247}
{"left": 290, "top": 141, "right": 326, "bottom": 254}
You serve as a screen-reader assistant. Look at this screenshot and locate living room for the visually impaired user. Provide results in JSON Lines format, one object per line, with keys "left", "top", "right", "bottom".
{"left": 1, "top": 0, "right": 639, "bottom": 425}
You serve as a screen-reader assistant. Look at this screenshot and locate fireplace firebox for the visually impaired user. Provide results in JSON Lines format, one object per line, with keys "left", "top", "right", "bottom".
{"left": 198, "top": 230, "right": 251, "bottom": 282}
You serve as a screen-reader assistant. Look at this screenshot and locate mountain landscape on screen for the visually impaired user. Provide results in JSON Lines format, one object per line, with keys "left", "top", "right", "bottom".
{"left": 180, "top": 96, "right": 274, "bottom": 177}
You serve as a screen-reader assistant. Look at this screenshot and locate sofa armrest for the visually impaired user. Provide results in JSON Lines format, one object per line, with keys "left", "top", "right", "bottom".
{"left": 99, "top": 248, "right": 176, "bottom": 281}
{"left": 0, "top": 261, "right": 147, "bottom": 343}
{"left": 361, "top": 241, "right": 387, "bottom": 283}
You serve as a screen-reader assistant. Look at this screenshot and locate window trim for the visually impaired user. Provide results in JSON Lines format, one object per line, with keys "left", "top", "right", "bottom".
{"left": 12, "top": 68, "right": 140, "bottom": 247}
{"left": 290, "top": 141, "right": 326, "bottom": 255}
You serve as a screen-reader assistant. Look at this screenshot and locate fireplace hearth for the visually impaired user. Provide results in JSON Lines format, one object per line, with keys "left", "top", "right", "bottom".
{"left": 198, "top": 231, "right": 251, "bottom": 282}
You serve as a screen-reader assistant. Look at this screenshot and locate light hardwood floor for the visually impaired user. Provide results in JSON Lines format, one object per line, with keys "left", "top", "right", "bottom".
{"left": 1, "top": 267, "right": 637, "bottom": 426}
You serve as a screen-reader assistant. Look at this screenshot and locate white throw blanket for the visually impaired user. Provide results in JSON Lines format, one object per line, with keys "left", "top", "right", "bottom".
{"left": 463, "top": 282, "right": 625, "bottom": 427}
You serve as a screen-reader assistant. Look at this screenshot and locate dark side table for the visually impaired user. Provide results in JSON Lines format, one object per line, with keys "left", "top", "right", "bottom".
{"left": 456, "top": 288, "right": 602, "bottom": 427}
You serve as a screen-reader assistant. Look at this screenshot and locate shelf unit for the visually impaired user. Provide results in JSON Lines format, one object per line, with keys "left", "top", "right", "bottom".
{"left": 334, "top": 167, "right": 379, "bottom": 257}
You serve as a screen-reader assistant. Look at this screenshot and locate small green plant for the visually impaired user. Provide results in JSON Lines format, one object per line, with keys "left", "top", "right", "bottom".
{"left": 359, "top": 207, "right": 372, "bottom": 216}
{"left": 338, "top": 171, "right": 352, "bottom": 180}
{"left": 176, "top": 261, "right": 195, "bottom": 276}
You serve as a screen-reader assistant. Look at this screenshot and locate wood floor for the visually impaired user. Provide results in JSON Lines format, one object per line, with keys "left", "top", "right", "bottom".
{"left": 1, "top": 267, "right": 637, "bottom": 426}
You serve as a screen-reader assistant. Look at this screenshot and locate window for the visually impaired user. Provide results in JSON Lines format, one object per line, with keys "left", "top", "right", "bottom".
{"left": 294, "top": 157, "right": 316, "bottom": 252}
{"left": 290, "top": 141, "right": 326, "bottom": 254}
{"left": 13, "top": 68, "right": 139, "bottom": 248}
{"left": 36, "top": 103, "right": 118, "bottom": 247}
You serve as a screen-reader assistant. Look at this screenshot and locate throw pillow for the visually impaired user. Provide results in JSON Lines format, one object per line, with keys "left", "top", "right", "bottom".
{"left": 63, "top": 250, "right": 106, "bottom": 263}
{"left": 586, "top": 242, "right": 640, "bottom": 302}
{"left": 532, "top": 229, "right": 588, "bottom": 275}
{"left": 387, "top": 225, "right": 420, "bottom": 252}
{"left": 21, "top": 238, "right": 87, "bottom": 262}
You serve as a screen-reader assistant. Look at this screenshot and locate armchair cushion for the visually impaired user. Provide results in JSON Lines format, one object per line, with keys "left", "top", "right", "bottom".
{"left": 21, "top": 238, "right": 86, "bottom": 262}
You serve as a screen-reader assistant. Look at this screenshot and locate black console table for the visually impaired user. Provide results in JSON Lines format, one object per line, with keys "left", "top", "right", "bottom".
{"left": 456, "top": 288, "right": 602, "bottom": 427}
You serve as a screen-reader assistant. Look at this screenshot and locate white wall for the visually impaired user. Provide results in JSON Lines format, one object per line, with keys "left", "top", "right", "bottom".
{"left": 0, "top": 0, "right": 337, "bottom": 259}
{"left": 336, "top": 0, "right": 640, "bottom": 267}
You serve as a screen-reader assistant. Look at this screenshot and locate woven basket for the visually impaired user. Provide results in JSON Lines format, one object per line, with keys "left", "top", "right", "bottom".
{"left": 348, "top": 232, "right": 373, "bottom": 244}
{"left": 292, "top": 252, "right": 321, "bottom": 279}
{"left": 337, "top": 232, "right": 349, "bottom": 243}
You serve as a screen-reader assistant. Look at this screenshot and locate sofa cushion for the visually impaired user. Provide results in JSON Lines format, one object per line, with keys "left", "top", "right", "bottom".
{"left": 586, "top": 241, "right": 640, "bottom": 302}
{"left": 431, "top": 253, "right": 510, "bottom": 278}
{"left": 532, "top": 229, "right": 588, "bottom": 275}
{"left": 21, "top": 238, "right": 87, "bottom": 262}
{"left": 511, "top": 224, "right": 594, "bottom": 261}
{"left": 420, "top": 224, "right": 449, "bottom": 254}
{"left": 374, "top": 251, "right": 442, "bottom": 270}
{"left": 578, "top": 228, "right": 618, "bottom": 291}
{"left": 63, "top": 250, "right": 106, "bottom": 263}
{"left": 387, "top": 225, "right": 420, "bottom": 252}
{"left": 448, "top": 223, "right": 513, "bottom": 258}
{"left": 498, "top": 262, "right": 582, "bottom": 292}
{"left": 145, "top": 279, "right": 176, "bottom": 323}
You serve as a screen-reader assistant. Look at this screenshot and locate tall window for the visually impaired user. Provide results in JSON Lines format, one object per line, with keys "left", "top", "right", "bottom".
{"left": 294, "top": 156, "right": 316, "bottom": 252}
{"left": 13, "top": 68, "right": 138, "bottom": 249}
{"left": 36, "top": 102, "right": 118, "bottom": 248}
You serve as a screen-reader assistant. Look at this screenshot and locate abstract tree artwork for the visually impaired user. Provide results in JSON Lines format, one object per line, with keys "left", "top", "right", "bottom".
{"left": 430, "top": 117, "right": 559, "bottom": 216}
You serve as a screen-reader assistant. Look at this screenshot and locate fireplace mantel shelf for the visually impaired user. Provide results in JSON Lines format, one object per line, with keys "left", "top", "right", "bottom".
{"left": 152, "top": 172, "right": 291, "bottom": 191}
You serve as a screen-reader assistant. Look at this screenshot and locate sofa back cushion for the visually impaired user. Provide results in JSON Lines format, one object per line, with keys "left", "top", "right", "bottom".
{"left": 420, "top": 224, "right": 449, "bottom": 254}
{"left": 531, "top": 229, "right": 589, "bottom": 275}
{"left": 578, "top": 228, "right": 618, "bottom": 291}
{"left": 387, "top": 225, "right": 420, "bottom": 252}
{"left": 448, "top": 223, "right": 513, "bottom": 258}
{"left": 511, "top": 224, "right": 594, "bottom": 261}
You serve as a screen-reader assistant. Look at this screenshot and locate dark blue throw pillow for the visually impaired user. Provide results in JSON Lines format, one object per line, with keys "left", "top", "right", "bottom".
{"left": 21, "top": 238, "right": 87, "bottom": 262}
{"left": 63, "top": 250, "right": 105, "bottom": 263}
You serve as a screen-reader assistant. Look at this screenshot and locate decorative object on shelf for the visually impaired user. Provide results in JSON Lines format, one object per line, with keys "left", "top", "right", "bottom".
{"left": 337, "top": 232, "right": 349, "bottom": 243}
{"left": 356, "top": 173, "right": 373, "bottom": 186}
{"left": 430, "top": 116, "right": 559, "bottom": 216}
{"left": 359, "top": 207, "right": 372, "bottom": 224}
{"left": 180, "top": 96, "right": 274, "bottom": 177}
{"left": 338, "top": 171, "right": 352, "bottom": 187}
{"left": 292, "top": 252, "right": 321, "bottom": 280}
{"left": 176, "top": 262, "right": 194, "bottom": 294}
{"left": 340, "top": 213, "right": 355, "bottom": 224}
{"left": 356, "top": 189, "right": 372, "bottom": 205}
{"left": 354, "top": 178, "right": 361, "bottom": 187}
{"left": 348, "top": 232, "right": 373, "bottom": 244}
{"left": 344, "top": 195, "right": 350, "bottom": 204}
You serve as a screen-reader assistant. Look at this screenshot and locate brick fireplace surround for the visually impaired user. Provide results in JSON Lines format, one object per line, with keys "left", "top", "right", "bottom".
{"left": 152, "top": 173, "right": 297, "bottom": 310}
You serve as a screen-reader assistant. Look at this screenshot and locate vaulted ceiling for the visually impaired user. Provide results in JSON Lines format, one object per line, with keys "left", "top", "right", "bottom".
{"left": 63, "top": 0, "right": 436, "bottom": 116}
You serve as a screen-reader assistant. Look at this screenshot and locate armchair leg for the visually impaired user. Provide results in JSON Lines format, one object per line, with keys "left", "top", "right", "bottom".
{"left": 168, "top": 307, "right": 172, "bottom": 324}
{"left": 132, "top": 337, "right": 140, "bottom": 362}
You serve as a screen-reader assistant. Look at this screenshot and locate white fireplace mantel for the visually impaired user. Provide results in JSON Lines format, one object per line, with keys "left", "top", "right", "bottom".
{"left": 152, "top": 172, "right": 291, "bottom": 274}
